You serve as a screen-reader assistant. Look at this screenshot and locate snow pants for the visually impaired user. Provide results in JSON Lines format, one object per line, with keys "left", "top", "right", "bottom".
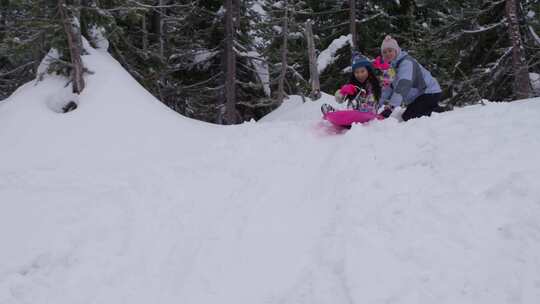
{"left": 402, "top": 93, "right": 443, "bottom": 121}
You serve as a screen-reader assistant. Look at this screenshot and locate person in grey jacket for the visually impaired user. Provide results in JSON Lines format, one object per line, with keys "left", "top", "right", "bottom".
{"left": 379, "top": 35, "right": 443, "bottom": 121}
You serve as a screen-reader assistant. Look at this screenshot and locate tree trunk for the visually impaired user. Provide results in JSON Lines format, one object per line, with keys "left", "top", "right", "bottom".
{"left": 505, "top": 0, "right": 530, "bottom": 99}
{"left": 158, "top": 0, "right": 166, "bottom": 59}
{"left": 223, "top": 0, "right": 237, "bottom": 124}
{"left": 142, "top": 12, "right": 148, "bottom": 53}
{"left": 305, "top": 20, "right": 320, "bottom": 100}
{"left": 350, "top": 0, "right": 358, "bottom": 52}
{"left": 277, "top": 0, "right": 288, "bottom": 105}
{"left": 58, "top": 0, "right": 85, "bottom": 94}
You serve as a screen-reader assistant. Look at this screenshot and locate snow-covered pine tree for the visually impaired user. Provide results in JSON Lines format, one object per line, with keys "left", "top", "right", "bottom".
{"left": 153, "top": 0, "right": 272, "bottom": 123}
{"left": 225, "top": 0, "right": 276, "bottom": 122}
{"left": 93, "top": 0, "right": 172, "bottom": 103}
{"left": 0, "top": 0, "right": 116, "bottom": 100}
{"left": 2, "top": 0, "right": 538, "bottom": 116}
{"left": 257, "top": 0, "right": 314, "bottom": 100}
{"left": 424, "top": 0, "right": 535, "bottom": 105}
{"left": 1, "top": 0, "right": 40, "bottom": 99}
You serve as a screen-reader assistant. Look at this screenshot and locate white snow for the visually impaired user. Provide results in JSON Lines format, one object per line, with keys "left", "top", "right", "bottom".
{"left": 247, "top": 51, "right": 271, "bottom": 97}
{"left": 260, "top": 94, "right": 336, "bottom": 123}
{"left": 463, "top": 20, "right": 505, "bottom": 34}
{"left": 71, "top": 16, "right": 80, "bottom": 28}
{"left": 170, "top": 49, "right": 219, "bottom": 70}
{"left": 216, "top": 6, "right": 225, "bottom": 17}
{"left": 251, "top": 1, "right": 266, "bottom": 17}
{"left": 288, "top": 31, "right": 305, "bottom": 39}
{"left": 342, "top": 66, "right": 352, "bottom": 74}
{"left": 249, "top": 0, "right": 269, "bottom": 48}
{"left": 2, "top": 41, "right": 540, "bottom": 304}
{"left": 193, "top": 49, "right": 219, "bottom": 64}
{"left": 272, "top": 1, "right": 285, "bottom": 9}
{"left": 529, "top": 26, "right": 540, "bottom": 46}
{"left": 88, "top": 26, "right": 109, "bottom": 51}
{"left": 317, "top": 34, "right": 352, "bottom": 74}
{"left": 531, "top": 73, "right": 540, "bottom": 94}
{"left": 36, "top": 48, "right": 60, "bottom": 80}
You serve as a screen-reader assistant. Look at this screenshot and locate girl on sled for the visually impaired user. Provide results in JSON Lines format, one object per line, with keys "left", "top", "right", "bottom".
{"left": 321, "top": 54, "right": 392, "bottom": 118}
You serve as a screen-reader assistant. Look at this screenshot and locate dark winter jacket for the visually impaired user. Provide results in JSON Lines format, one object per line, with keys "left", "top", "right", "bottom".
{"left": 348, "top": 73, "right": 382, "bottom": 105}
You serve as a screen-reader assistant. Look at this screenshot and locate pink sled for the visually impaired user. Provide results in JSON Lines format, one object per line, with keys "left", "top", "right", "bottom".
{"left": 323, "top": 110, "right": 383, "bottom": 127}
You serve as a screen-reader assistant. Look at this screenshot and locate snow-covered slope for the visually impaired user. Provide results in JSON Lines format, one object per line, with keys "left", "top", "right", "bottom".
{"left": 1, "top": 43, "right": 540, "bottom": 304}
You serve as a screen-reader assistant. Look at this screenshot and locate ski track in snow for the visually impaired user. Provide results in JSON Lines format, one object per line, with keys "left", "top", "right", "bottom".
{"left": 1, "top": 43, "right": 540, "bottom": 304}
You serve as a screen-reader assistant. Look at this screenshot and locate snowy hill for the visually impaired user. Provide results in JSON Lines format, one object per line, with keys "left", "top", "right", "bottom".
{"left": 1, "top": 43, "right": 540, "bottom": 304}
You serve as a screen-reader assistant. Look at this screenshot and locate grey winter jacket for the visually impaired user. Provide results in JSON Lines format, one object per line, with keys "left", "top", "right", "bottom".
{"left": 382, "top": 51, "right": 441, "bottom": 107}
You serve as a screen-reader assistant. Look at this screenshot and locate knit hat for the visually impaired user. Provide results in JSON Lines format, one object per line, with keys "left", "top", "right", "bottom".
{"left": 381, "top": 35, "right": 401, "bottom": 54}
{"left": 351, "top": 53, "right": 373, "bottom": 72}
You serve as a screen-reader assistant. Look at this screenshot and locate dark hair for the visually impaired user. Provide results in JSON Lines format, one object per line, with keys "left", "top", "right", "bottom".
{"left": 349, "top": 67, "right": 381, "bottom": 102}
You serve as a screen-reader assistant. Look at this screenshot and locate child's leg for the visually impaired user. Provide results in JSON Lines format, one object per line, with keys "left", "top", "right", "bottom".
{"left": 321, "top": 103, "right": 336, "bottom": 115}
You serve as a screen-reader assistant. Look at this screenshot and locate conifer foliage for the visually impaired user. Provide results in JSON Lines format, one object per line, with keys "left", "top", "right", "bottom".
{"left": 1, "top": 0, "right": 539, "bottom": 121}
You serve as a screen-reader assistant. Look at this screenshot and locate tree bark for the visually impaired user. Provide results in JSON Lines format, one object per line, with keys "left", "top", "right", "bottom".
{"left": 223, "top": 0, "right": 237, "bottom": 124}
{"left": 277, "top": 0, "right": 288, "bottom": 105}
{"left": 505, "top": 0, "right": 530, "bottom": 99}
{"left": 305, "top": 20, "right": 320, "bottom": 100}
{"left": 58, "top": 0, "right": 85, "bottom": 94}
{"left": 350, "top": 0, "right": 358, "bottom": 52}
{"left": 158, "top": 0, "right": 166, "bottom": 59}
{"left": 142, "top": 12, "right": 148, "bottom": 53}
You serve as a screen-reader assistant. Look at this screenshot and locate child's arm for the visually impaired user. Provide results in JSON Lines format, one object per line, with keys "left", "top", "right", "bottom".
{"left": 388, "top": 59, "right": 414, "bottom": 107}
{"left": 381, "top": 86, "right": 392, "bottom": 105}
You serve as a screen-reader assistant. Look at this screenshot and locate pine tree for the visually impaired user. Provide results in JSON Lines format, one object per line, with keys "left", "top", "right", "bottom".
{"left": 0, "top": 0, "right": 114, "bottom": 99}
{"left": 2, "top": 0, "right": 538, "bottom": 115}
{"left": 259, "top": 0, "right": 314, "bottom": 99}
{"left": 0, "top": 0, "right": 54, "bottom": 99}
{"left": 153, "top": 0, "right": 272, "bottom": 123}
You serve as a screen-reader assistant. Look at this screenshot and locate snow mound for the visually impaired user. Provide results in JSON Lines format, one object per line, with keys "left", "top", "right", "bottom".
{"left": 259, "top": 93, "right": 341, "bottom": 123}
{"left": 1, "top": 42, "right": 540, "bottom": 304}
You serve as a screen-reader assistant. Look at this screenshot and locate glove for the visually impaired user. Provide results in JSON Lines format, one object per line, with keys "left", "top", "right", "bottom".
{"left": 379, "top": 103, "right": 394, "bottom": 118}
{"left": 358, "top": 88, "right": 367, "bottom": 98}
{"left": 373, "top": 56, "right": 391, "bottom": 71}
{"left": 339, "top": 84, "right": 357, "bottom": 96}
